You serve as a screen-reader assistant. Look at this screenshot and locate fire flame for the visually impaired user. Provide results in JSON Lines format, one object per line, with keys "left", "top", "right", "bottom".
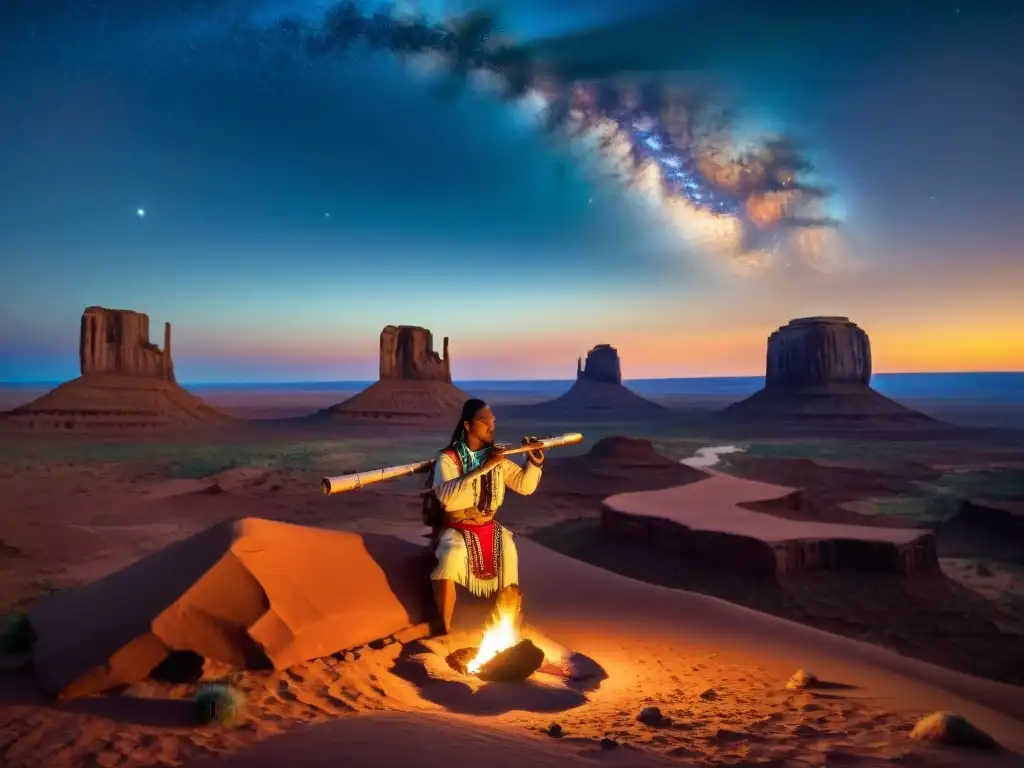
{"left": 467, "top": 587, "right": 522, "bottom": 675}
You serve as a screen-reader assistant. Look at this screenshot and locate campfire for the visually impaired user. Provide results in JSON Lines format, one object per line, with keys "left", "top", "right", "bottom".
{"left": 446, "top": 586, "right": 545, "bottom": 682}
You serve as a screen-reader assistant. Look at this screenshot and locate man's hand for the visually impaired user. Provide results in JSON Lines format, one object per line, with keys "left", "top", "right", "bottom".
{"left": 481, "top": 447, "right": 505, "bottom": 472}
{"left": 522, "top": 435, "right": 545, "bottom": 466}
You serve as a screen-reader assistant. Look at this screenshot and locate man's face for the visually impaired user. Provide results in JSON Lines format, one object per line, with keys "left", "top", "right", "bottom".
{"left": 465, "top": 406, "right": 496, "bottom": 446}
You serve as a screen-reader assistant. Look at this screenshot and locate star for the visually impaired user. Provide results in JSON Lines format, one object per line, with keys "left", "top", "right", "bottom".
{"left": 324, "top": 212, "right": 330, "bottom": 217}
{"left": 136, "top": 208, "right": 146, "bottom": 218}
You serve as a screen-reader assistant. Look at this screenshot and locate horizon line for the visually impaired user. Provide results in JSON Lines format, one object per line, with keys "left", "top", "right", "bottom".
{"left": 1, "top": 370, "right": 1022, "bottom": 387}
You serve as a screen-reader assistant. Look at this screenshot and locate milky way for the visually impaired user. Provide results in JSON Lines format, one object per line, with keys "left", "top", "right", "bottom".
{"left": 281, "top": 1, "right": 841, "bottom": 275}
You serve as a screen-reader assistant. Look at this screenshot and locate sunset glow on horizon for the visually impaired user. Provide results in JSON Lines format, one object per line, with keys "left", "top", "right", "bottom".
{"left": 1, "top": 3, "right": 1021, "bottom": 385}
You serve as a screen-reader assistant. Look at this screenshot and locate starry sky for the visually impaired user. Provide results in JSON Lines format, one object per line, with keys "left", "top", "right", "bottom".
{"left": 1, "top": 0, "right": 1021, "bottom": 383}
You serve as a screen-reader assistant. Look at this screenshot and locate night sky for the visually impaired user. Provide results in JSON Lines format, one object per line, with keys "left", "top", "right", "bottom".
{"left": 1, "top": 0, "right": 1021, "bottom": 383}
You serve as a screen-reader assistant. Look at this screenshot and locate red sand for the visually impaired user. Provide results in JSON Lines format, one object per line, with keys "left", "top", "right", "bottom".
{"left": 3, "top": 524, "right": 1023, "bottom": 767}
{"left": 2, "top": 435, "right": 1024, "bottom": 767}
{"left": 199, "top": 711, "right": 680, "bottom": 767}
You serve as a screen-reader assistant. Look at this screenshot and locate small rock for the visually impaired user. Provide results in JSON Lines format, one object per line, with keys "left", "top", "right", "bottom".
{"left": 200, "top": 659, "right": 234, "bottom": 682}
{"left": 909, "top": 712, "right": 1000, "bottom": 750}
{"left": 793, "top": 724, "right": 819, "bottom": 737}
{"left": 976, "top": 563, "right": 992, "bottom": 577}
{"left": 546, "top": 723, "right": 563, "bottom": 738}
{"left": 785, "top": 669, "right": 819, "bottom": 691}
{"left": 599, "top": 737, "right": 618, "bottom": 750}
{"left": 714, "top": 728, "right": 744, "bottom": 741}
{"left": 637, "top": 706, "right": 670, "bottom": 727}
{"left": 699, "top": 687, "right": 718, "bottom": 700}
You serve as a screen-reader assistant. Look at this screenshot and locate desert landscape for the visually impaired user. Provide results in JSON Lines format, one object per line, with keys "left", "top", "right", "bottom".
{"left": 1, "top": 308, "right": 1023, "bottom": 767}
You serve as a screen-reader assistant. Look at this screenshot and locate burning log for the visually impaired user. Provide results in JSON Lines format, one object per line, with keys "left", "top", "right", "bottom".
{"left": 446, "top": 639, "right": 545, "bottom": 682}
{"left": 444, "top": 585, "right": 545, "bottom": 682}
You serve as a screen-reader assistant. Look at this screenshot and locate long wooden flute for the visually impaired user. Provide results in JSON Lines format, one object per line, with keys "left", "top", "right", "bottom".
{"left": 320, "top": 432, "right": 584, "bottom": 496}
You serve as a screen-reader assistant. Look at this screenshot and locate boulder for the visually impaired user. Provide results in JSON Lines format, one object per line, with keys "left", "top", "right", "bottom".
{"left": 909, "top": 712, "right": 1000, "bottom": 750}
{"left": 24, "top": 518, "right": 435, "bottom": 698}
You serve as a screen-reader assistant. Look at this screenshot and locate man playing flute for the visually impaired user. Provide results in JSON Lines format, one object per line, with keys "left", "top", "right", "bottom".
{"left": 425, "top": 398, "right": 545, "bottom": 634}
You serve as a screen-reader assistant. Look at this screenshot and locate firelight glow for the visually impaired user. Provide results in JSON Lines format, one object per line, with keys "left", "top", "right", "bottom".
{"left": 467, "top": 600, "right": 521, "bottom": 675}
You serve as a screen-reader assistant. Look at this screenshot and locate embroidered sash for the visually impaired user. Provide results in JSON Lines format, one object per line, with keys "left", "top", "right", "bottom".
{"left": 447, "top": 519, "right": 504, "bottom": 580}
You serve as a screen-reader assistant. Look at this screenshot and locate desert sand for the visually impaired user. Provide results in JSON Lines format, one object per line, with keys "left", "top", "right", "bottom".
{"left": 2, "top": 432, "right": 1024, "bottom": 768}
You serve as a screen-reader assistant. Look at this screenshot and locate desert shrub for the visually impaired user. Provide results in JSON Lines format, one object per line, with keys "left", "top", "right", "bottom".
{"left": 192, "top": 684, "right": 247, "bottom": 727}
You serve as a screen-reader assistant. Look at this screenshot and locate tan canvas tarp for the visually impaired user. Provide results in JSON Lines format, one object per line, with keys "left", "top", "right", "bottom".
{"left": 28, "top": 518, "right": 434, "bottom": 699}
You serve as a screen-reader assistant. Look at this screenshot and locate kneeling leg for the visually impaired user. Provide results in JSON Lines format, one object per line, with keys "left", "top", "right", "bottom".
{"left": 432, "top": 578, "right": 456, "bottom": 634}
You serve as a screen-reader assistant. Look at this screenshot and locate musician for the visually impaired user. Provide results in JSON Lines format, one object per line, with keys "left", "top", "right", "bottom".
{"left": 427, "top": 398, "right": 545, "bottom": 634}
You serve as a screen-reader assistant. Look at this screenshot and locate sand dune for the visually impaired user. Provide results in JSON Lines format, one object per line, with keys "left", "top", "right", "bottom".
{"left": 199, "top": 710, "right": 680, "bottom": 767}
{"left": 508, "top": 536, "right": 1024, "bottom": 739}
{"left": 3, "top": 521, "right": 1024, "bottom": 767}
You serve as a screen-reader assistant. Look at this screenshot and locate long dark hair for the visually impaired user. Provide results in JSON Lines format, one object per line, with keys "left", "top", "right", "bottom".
{"left": 447, "top": 398, "right": 488, "bottom": 448}
{"left": 423, "top": 398, "right": 490, "bottom": 536}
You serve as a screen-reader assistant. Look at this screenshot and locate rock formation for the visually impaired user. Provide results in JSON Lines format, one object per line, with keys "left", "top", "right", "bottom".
{"left": 935, "top": 497, "right": 1024, "bottom": 564}
{"left": 1, "top": 307, "right": 228, "bottom": 430}
{"left": 510, "top": 344, "right": 666, "bottom": 419}
{"left": 79, "top": 306, "right": 175, "bottom": 380}
{"left": 722, "top": 317, "right": 934, "bottom": 424}
{"left": 379, "top": 325, "right": 451, "bottom": 383}
{"left": 765, "top": 316, "right": 871, "bottom": 387}
{"left": 577, "top": 344, "right": 622, "bottom": 385}
{"left": 324, "top": 325, "right": 469, "bottom": 421}
{"left": 26, "top": 518, "right": 435, "bottom": 698}
{"left": 601, "top": 475, "right": 940, "bottom": 580}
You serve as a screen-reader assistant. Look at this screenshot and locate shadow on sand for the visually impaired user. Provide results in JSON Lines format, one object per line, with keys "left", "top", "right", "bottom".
{"left": 386, "top": 587, "right": 607, "bottom": 714}
{"left": 0, "top": 667, "right": 195, "bottom": 728}
{"left": 58, "top": 695, "right": 196, "bottom": 727}
{"left": 390, "top": 640, "right": 590, "bottom": 716}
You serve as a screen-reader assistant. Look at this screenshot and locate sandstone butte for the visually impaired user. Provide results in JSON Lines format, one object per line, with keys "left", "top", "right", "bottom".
{"left": 1, "top": 306, "right": 229, "bottom": 431}
{"left": 322, "top": 325, "right": 469, "bottom": 421}
{"left": 511, "top": 343, "right": 667, "bottom": 418}
{"left": 722, "top": 317, "right": 935, "bottom": 423}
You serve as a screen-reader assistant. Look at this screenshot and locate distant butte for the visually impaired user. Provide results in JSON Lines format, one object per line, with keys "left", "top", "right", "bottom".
{"left": 1, "top": 306, "right": 229, "bottom": 430}
{"left": 509, "top": 344, "right": 667, "bottom": 419}
{"left": 721, "top": 317, "right": 935, "bottom": 424}
{"left": 322, "top": 325, "right": 469, "bottom": 421}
